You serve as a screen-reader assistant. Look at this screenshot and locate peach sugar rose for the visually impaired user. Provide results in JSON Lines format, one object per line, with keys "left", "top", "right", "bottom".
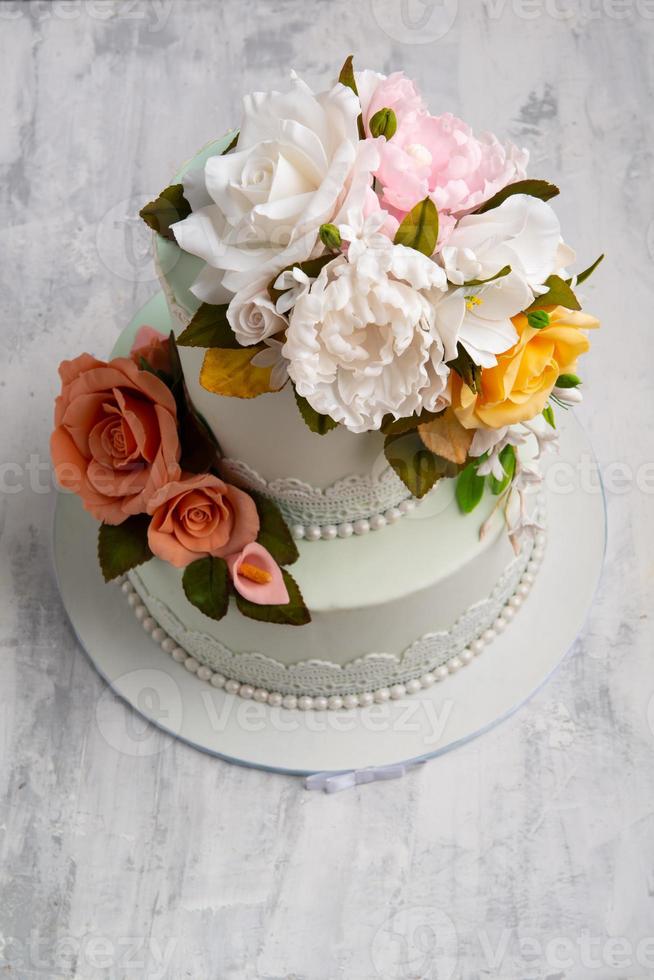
{"left": 51, "top": 354, "right": 181, "bottom": 525}
{"left": 146, "top": 473, "right": 260, "bottom": 569}
{"left": 130, "top": 324, "right": 173, "bottom": 376}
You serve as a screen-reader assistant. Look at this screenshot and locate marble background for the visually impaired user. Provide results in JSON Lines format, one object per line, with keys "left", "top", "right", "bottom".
{"left": 1, "top": 1, "right": 654, "bottom": 977}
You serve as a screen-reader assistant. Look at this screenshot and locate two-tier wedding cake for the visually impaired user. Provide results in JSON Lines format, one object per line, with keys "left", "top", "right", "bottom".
{"left": 51, "top": 58, "right": 601, "bottom": 710}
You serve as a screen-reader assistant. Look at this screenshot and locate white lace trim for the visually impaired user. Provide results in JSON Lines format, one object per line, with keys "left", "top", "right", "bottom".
{"left": 127, "top": 534, "right": 539, "bottom": 698}
{"left": 221, "top": 458, "right": 412, "bottom": 528}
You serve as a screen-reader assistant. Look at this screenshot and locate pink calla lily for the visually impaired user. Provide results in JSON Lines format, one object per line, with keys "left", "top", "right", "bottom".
{"left": 228, "top": 543, "right": 290, "bottom": 606}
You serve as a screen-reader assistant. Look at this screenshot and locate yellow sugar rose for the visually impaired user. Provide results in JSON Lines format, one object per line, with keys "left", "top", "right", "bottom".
{"left": 453, "top": 306, "right": 599, "bottom": 430}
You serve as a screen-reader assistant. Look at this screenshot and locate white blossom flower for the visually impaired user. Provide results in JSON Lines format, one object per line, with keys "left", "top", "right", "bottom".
{"left": 469, "top": 425, "right": 529, "bottom": 480}
{"left": 273, "top": 266, "right": 313, "bottom": 316}
{"left": 520, "top": 416, "right": 560, "bottom": 457}
{"left": 505, "top": 483, "right": 546, "bottom": 554}
{"left": 552, "top": 385, "right": 583, "bottom": 406}
{"left": 430, "top": 274, "right": 532, "bottom": 368}
{"left": 251, "top": 337, "right": 290, "bottom": 391}
{"left": 432, "top": 195, "right": 575, "bottom": 368}
{"left": 439, "top": 194, "right": 574, "bottom": 292}
{"left": 282, "top": 242, "right": 449, "bottom": 433}
{"left": 338, "top": 208, "right": 394, "bottom": 263}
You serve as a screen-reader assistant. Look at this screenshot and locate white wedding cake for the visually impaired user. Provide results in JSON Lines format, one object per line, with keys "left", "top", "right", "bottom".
{"left": 51, "top": 61, "right": 599, "bottom": 711}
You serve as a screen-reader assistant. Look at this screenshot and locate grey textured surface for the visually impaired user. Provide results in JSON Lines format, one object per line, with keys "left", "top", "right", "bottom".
{"left": 1, "top": 2, "right": 653, "bottom": 978}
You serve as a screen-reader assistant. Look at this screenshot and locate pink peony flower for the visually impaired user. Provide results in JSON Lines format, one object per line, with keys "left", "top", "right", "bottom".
{"left": 360, "top": 71, "right": 425, "bottom": 135}
{"left": 359, "top": 73, "right": 529, "bottom": 249}
{"left": 227, "top": 542, "right": 290, "bottom": 606}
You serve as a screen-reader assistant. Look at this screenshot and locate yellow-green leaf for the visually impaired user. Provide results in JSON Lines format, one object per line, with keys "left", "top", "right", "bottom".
{"left": 394, "top": 197, "right": 439, "bottom": 257}
{"left": 384, "top": 430, "right": 460, "bottom": 498}
{"left": 177, "top": 304, "right": 240, "bottom": 349}
{"left": 568, "top": 253, "right": 604, "bottom": 286}
{"left": 526, "top": 275, "right": 581, "bottom": 313}
{"left": 98, "top": 516, "right": 152, "bottom": 582}
{"left": 455, "top": 463, "right": 485, "bottom": 514}
{"left": 235, "top": 569, "right": 311, "bottom": 626}
{"left": 200, "top": 347, "right": 279, "bottom": 399}
{"left": 474, "top": 179, "right": 560, "bottom": 214}
{"left": 139, "top": 184, "right": 191, "bottom": 241}
{"left": 182, "top": 557, "right": 230, "bottom": 622}
{"left": 337, "top": 55, "right": 364, "bottom": 138}
{"left": 338, "top": 54, "right": 358, "bottom": 94}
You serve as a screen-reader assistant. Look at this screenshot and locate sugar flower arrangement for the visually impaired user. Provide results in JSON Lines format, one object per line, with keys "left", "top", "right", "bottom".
{"left": 52, "top": 56, "right": 601, "bottom": 627}
{"left": 51, "top": 331, "right": 310, "bottom": 626}
{"left": 143, "top": 56, "right": 601, "bottom": 532}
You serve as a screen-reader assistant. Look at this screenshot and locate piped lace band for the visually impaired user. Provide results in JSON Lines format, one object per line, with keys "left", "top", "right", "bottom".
{"left": 121, "top": 511, "right": 546, "bottom": 707}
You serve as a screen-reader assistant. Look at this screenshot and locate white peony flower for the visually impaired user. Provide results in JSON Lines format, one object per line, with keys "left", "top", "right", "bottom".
{"left": 226, "top": 278, "right": 287, "bottom": 346}
{"left": 282, "top": 242, "right": 449, "bottom": 433}
{"left": 173, "top": 73, "right": 372, "bottom": 305}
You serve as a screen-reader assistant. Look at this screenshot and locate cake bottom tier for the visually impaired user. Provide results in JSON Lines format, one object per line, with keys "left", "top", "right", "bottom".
{"left": 125, "top": 488, "right": 546, "bottom": 705}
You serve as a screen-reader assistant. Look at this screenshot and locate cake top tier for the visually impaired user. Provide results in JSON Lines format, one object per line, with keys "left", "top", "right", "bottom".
{"left": 156, "top": 134, "right": 412, "bottom": 530}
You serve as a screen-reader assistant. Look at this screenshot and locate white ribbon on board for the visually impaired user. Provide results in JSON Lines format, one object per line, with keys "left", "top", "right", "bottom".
{"left": 304, "top": 761, "right": 424, "bottom": 794}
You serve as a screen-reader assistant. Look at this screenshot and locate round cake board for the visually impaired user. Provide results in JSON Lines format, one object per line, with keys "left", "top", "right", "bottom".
{"left": 51, "top": 298, "right": 607, "bottom": 778}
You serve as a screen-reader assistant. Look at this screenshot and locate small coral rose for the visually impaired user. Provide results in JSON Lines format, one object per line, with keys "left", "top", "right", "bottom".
{"left": 130, "top": 325, "right": 173, "bottom": 376}
{"left": 51, "top": 354, "right": 181, "bottom": 524}
{"left": 453, "top": 306, "right": 599, "bottom": 430}
{"left": 146, "top": 473, "right": 260, "bottom": 568}
{"left": 227, "top": 542, "right": 290, "bottom": 606}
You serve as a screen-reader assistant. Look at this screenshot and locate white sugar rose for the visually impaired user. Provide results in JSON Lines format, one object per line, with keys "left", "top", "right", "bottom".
{"left": 283, "top": 244, "right": 450, "bottom": 433}
{"left": 226, "top": 278, "right": 287, "bottom": 346}
{"left": 173, "top": 73, "right": 366, "bottom": 304}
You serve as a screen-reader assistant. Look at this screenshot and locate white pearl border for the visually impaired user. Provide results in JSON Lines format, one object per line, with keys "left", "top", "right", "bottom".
{"left": 291, "top": 496, "right": 420, "bottom": 541}
{"left": 116, "top": 527, "right": 546, "bottom": 710}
